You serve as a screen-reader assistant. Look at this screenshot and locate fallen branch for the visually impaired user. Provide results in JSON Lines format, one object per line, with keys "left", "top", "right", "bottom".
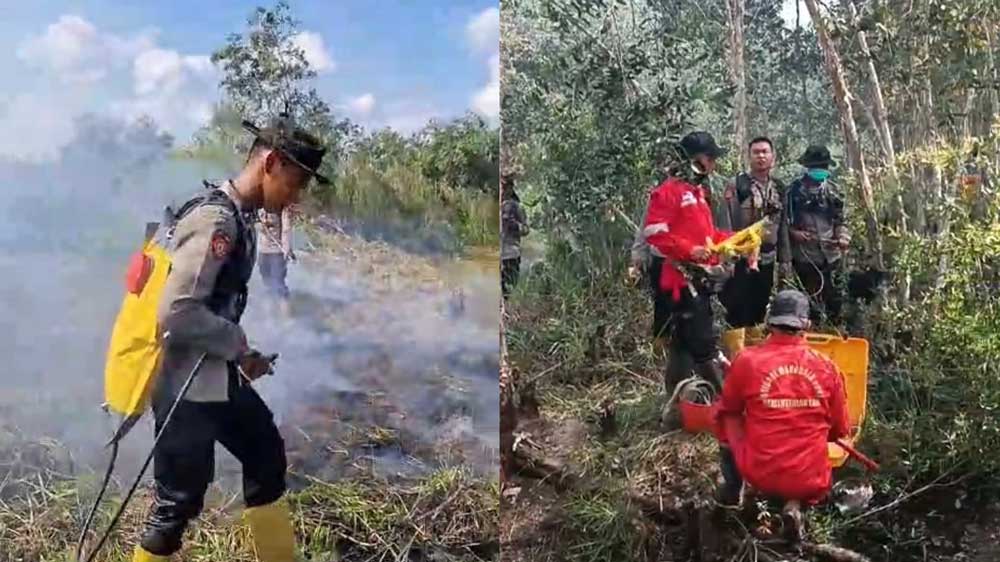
{"left": 525, "top": 361, "right": 565, "bottom": 386}
{"left": 838, "top": 471, "right": 969, "bottom": 527}
{"left": 801, "top": 542, "right": 871, "bottom": 562}
{"left": 510, "top": 437, "right": 576, "bottom": 490}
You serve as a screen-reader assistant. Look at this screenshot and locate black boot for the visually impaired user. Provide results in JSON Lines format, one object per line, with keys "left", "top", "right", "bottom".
{"left": 664, "top": 342, "right": 694, "bottom": 393}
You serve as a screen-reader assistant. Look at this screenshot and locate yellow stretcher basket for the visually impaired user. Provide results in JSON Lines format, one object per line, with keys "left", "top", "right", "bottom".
{"left": 709, "top": 219, "right": 766, "bottom": 259}
{"left": 103, "top": 232, "right": 171, "bottom": 418}
{"left": 803, "top": 333, "right": 870, "bottom": 468}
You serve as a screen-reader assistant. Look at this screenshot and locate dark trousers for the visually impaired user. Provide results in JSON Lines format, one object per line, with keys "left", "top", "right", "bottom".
{"left": 501, "top": 257, "right": 521, "bottom": 297}
{"left": 793, "top": 260, "right": 842, "bottom": 324}
{"left": 258, "top": 252, "right": 289, "bottom": 299}
{"left": 647, "top": 257, "right": 719, "bottom": 389}
{"left": 719, "top": 260, "right": 775, "bottom": 328}
{"left": 648, "top": 257, "right": 670, "bottom": 340}
{"left": 140, "top": 372, "right": 287, "bottom": 556}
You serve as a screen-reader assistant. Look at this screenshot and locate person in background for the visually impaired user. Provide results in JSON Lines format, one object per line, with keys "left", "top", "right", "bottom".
{"left": 501, "top": 172, "right": 529, "bottom": 298}
{"left": 785, "top": 145, "right": 849, "bottom": 325}
{"left": 718, "top": 136, "right": 791, "bottom": 358}
{"left": 257, "top": 205, "right": 295, "bottom": 314}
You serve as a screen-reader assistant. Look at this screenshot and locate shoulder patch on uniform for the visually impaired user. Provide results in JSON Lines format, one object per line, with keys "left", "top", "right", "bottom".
{"left": 211, "top": 230, "right": 232, "bottom": 259}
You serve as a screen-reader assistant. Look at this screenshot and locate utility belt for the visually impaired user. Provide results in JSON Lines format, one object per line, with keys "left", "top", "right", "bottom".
{"left": 671, "top": 259, "right": 734, "bottom": 297}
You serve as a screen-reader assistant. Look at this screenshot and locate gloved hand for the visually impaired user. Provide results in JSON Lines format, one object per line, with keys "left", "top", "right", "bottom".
{"left": 285, "top": 250, "right": 297, "bottom": 262}
{"left": 238, "top": 349, "right": 278, "bottom": 382}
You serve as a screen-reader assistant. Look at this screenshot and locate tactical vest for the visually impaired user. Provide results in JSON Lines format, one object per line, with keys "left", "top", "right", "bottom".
{"left": 786, "top": 178, "right": 844, "bottom": 227}
{"left": 167, "top": 183, "right": 257, "bottom": 324}
{"left": 727, "top": 173, "right": 783, "bottom": 257}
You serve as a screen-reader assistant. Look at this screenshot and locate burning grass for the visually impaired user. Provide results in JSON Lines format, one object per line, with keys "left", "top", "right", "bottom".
{"left": 0, "top": 426, "right": 499, "bottom": 562}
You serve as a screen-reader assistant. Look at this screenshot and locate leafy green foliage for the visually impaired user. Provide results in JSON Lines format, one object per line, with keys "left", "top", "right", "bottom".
{"left": 183, "top": 2, "right": 499, "bottom": 248}
{"left": 210, "top": 1, "right": 331, "bottom": 130}
{"left": 506, "top": 0, "right": 1000, "bottom": 557}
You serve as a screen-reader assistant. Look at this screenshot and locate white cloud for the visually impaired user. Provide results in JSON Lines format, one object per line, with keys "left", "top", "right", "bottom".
{"left": 16, "top": 14, "right": 156, "bottom": 84}
{"left": 348, "top": 93, "right": 376, "bottom": 116}
{"left": 121, "top": 47, "right": 219, "bottom": 138}
{"left": 472, "top": 54, "right": 499, "bottom": 121}
{"left": 134, "top": 49, "right": 215, "bottom": 95}
{"left": 466, "top": 7, "right": 499, "bottom": 53}
{"left": 465, "top": 8, "right": 500, "bottom": 121}
{"left": 9, "top": 14, "right": 221, "bottom": 156}
{"left": 290, "top": 31, "right": 335, "bottom": 73}
{"left": 381, "top": 100, "right": 442, "bottom": 134}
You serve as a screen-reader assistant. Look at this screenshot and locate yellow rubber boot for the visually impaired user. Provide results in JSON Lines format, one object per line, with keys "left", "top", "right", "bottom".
{"left": 245, "top": 497, "right": 296, "bottom": 562}
{"left": 132, "top": 546, "right": 170, "bottom": 562}
{"left": 721, "top": 328, "right": 745, "bottom": 360}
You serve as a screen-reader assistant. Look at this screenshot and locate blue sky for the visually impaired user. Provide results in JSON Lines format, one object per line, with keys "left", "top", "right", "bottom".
{"left": 0, "top": 1, "right": 499, "bottom": 161}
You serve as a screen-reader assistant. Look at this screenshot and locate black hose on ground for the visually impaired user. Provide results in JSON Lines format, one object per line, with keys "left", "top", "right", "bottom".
{"left": 75, "top": 352, "right": 207, "bottom": 562}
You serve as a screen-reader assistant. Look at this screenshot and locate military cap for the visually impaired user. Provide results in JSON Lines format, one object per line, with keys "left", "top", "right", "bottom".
{"left": 242, "top": 114, "right": 330, "bottom": 185}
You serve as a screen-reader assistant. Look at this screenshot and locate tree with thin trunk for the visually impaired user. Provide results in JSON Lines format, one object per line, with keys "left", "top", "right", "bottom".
{"left": 803, "top": 0, "right": 884, "bottom": 269}
{"left": 727, "top": 0, "right": 748, "bottom": 169}
{"left": 845, "top": 0, "right": 895, "bottom": 171}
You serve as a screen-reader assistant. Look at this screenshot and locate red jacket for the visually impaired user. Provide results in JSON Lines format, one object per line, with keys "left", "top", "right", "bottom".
{"left": 715, "top": 332, "right": 851, "bottom": 504}
{"left": 643, "top": 177, "right": 730, "bottom": 301}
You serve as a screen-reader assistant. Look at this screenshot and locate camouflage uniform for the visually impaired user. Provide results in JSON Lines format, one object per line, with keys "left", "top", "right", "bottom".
{"left": 501, "top": 186, "right": 528, "bottom": 297}
{"left": 786, "top": 175, "right": 850, "bottom": 324}
{"left": 718, "top": 172, "right": 790, "bottom": 328}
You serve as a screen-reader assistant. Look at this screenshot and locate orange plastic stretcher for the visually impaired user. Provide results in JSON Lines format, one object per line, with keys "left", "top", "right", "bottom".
{"left": 804, "top": 333, "right": 869, "bottom": 468}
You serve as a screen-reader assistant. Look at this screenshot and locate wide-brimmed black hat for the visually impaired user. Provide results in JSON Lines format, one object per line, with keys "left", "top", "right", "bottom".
{"left": 767, "top": 289, "right": 811, "bottom": 329}
{"left": 242, "top": 115, "right": 330, "bottom": 185}
{"left": 797, "top": 145, "right": 837, "bottom": 169}
{"left": 679, "top": 131, "right": 726, "bottom": 159}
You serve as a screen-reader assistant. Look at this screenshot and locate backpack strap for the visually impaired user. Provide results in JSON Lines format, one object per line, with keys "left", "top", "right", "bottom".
{"left": 164, "top": 182, "right": 245, "bottom": 245}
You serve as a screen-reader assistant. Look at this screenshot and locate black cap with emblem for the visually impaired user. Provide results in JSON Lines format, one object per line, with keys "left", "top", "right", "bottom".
{"left": 679, "top": 131, "right": 727, "bottom": 159}
{"left": 242, "top": 114, "right": 330, "bottom": 185}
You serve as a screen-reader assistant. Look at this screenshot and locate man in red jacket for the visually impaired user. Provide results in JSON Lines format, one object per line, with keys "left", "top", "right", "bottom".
{"left": 643, "top": 131, "right": 732, "bottom": 399}
{"left": 715, "top": 289, "right": 851, "bottom": 513}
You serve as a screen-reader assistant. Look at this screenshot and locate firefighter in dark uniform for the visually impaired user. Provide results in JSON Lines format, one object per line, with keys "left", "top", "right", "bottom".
{"left": 131, "top": 115, "right": 329, "bottom": 562}
{"left": 642, "top": 132, "right": 733, "bottom": 414}
{"left": 718, "top": 136, "right": 791, "bottom": 358}
{"left": 785, "top": 145, "right": 849, "bottom": 326}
